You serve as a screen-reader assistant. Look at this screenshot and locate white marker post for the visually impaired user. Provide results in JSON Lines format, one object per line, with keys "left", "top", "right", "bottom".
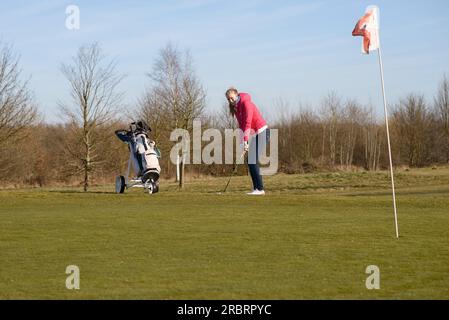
{"left": 176, "top": 154, "right": 180, "bottom": 182}
{"left": 353, "top": 5, "right": 399, "bottom": 238}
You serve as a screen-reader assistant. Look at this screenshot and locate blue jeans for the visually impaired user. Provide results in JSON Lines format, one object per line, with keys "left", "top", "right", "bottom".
{"left": 247, "top": 129, "right": 269, "bottom": 191}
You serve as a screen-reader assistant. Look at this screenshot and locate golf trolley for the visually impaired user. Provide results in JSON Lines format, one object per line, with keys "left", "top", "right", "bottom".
{"left": 114, "top": 120, "right": 161, "bottom": 195}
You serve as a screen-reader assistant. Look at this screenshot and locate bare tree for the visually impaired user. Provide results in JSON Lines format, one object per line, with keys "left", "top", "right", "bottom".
{"left": 139, "top": 43, "right": 206, "bottom": 187}
{"left": 434, "top": 74, "right": 449, "bottom": 162}
{"left": 392, "top": 94, "right": 433, "bottom": 167}
{"left": 0, "top": 42, "right": 38, "bottom": 177}
{"left": 270, "top": 100, "right": 322, "bottom": 173}
{"left": 137, "top": 89, "right": 166, "bottom": 141}
{"left": 59, "top": 42, "right": 124, "bottom": 191}
{"left": 0, "top": 43, "right": 38, "bottom": 146}
{"left": 215, "top": 101, "right": 238, "bottom": 130}
{"left": 359, "top": 106, "right": 383, "bottom": 171}
{"left": 272, "top": 99, "right": 295, "bottom": 168}
{"left": 320, "top": 92, "right": 342, "bottom": 167}
{"left": 339, "top": 100, "right": 365, "bottom": 169}
{"left": 143, "top": 44, "right": 206, "bottom": 130}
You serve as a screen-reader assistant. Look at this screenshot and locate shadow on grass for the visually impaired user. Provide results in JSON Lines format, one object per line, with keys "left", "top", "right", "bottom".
{"left": 49, "top": 190, "right": 116, "bottom": 195}
{"left": 281, "top": 184, "right": 387, "bottom": 191}
{"left": 343, "top": 187, "right": 449, "bottom": 197}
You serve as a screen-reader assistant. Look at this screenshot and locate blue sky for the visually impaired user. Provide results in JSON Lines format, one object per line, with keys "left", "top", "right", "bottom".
{"left": 1, "top": 0, "right": 448, "bottom": 123}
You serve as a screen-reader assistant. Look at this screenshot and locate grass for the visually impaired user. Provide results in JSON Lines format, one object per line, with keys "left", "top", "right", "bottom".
{"left": 1, "top": 167, "right": 449, "bottom": 299}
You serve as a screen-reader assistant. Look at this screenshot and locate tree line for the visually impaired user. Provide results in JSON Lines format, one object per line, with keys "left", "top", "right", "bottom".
{"left": 0, "top": 41, "right": 448, "bottom": 189}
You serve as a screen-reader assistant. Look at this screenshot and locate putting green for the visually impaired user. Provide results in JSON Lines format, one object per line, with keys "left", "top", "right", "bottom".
{"left": 1, "top": 168, "right": 449, "bottom": 299}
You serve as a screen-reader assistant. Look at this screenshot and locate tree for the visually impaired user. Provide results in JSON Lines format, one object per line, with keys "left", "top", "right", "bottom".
{"left": 339, "top": 100, "right": 365, "bottom": 169}
{"left": 138, "top": 43, "right": 206, "bottom": 187}
{"left": 392, "top": 94, "right": 433, "bottom": 167}
{"left": 59, "top": 42, "right": 124, "bottom": 191}
{"left": 0, "top": 43, "right": 38, "bottom": 145}
{"left": 320, "top": 92, "right": 342, "bottom": 167}
{"left": 0, "top": 42, "right": 38, "bottom": 177}
{"left": 361, "top": 107, "right": 383, "bottom": 171}
{"left": 216, "top": 101, "right": 238, "bottom": 131}
{"left": 434, "top": 74, "right": 449, "bottom": 162}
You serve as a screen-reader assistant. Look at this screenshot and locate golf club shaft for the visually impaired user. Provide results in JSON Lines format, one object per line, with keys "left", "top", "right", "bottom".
{"left": 222, "top": 151, "right": 246, "bottom": 193}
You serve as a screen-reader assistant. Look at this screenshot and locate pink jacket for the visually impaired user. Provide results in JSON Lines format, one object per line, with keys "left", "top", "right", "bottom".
{"left": 235, "top": 93, "right": 267, "bottom": 142}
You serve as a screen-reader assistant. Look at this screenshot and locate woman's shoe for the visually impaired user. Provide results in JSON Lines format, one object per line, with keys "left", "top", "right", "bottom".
{"left": 247, "top": 189, "right": 265, "bottom": 195}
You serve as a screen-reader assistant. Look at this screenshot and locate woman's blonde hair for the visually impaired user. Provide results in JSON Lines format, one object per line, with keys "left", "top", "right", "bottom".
{"left": 225, "top": 87, "right": 239, "bottom": 117}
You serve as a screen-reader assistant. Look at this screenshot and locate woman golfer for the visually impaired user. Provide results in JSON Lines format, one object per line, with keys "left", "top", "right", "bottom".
{"left": 225, "top": 87, "right": 268, "bottom": 195}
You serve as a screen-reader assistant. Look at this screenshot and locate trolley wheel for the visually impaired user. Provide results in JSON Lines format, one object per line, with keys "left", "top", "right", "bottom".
{"left": 152, "top": 182, "right": 159, "bottom": 194}
{"left": 115, "top": 175, "right": 126, "bottom": 194}
{"left": 147, "top": 182, "right": 154, "bottom": 194}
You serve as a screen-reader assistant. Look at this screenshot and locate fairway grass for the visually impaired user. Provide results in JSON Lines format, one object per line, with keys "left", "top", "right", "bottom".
{"left": 1, "top": 168, "right": 449, "bottom": 299}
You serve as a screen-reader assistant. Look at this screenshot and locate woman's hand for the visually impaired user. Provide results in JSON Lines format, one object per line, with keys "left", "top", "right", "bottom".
{"left": 243, "top": 141, "right": 249, "bottom": 153}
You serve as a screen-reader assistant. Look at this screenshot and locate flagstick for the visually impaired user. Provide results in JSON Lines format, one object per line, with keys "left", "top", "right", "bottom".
{"left": 377, "top": 46, "right": 399, "bottom": 239}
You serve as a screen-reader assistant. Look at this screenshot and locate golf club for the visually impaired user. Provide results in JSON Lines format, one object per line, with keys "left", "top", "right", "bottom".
{"left": 219, "top": 150, "right": 246, "bottom": 194}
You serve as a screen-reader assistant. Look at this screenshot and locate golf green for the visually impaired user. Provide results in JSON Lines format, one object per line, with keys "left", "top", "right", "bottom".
{"left": 1, "top": 168, "right": 449, "bottom": 299}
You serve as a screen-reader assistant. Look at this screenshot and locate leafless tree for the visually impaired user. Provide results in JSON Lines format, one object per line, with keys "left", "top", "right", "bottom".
{"left": 361, "top": 107, "right": 383, "bottom": 171}
{"left": 320, "top": 92, "right": 342, "bottom": 167}
{"left": 434, "top": 74, "right": 449, "bottom": 162}
{"left": 139, "top": 43, "right": 206, "bottom": 187}
{"left": 339, "top": 100, "right": 365, "bottom": 169}
{"left": 0, "top": 42, "right": 38, "bottom": 177}
{"left": 138, "top": 89, "right": 165, "bottom": 142}
{"left": 272, "top": 99, "right": 294, "bottom": 168}
{"left": 59, "top": 42, "right": 124, "bottom": 191}
{"left": 215, "top": 101, "right": 238, "bottom": 130}
{"left": 392, "top": 94, "right": 433, "bottom": 167}
{"left": 0, "top": 43, "right": 38, "bottom": 146}
{"left": 143, "top": 44, "right": 206, "bottom": 130}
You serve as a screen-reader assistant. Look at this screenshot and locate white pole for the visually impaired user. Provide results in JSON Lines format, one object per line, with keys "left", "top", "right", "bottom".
{"left": 176, "top": 154, "right": 180, "bottom": 182}
{"left": 377, "top": 46, "right": 399, "bottom": 239}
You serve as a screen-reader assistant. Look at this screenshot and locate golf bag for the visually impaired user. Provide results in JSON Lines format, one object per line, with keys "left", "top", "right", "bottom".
{"left": 115, "top": 120, "right": 161, "bottom": 194}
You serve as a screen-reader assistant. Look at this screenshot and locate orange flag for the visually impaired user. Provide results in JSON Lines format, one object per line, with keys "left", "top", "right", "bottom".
{"left": 352, "top": 6, "right": 380, "bottom": 54}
